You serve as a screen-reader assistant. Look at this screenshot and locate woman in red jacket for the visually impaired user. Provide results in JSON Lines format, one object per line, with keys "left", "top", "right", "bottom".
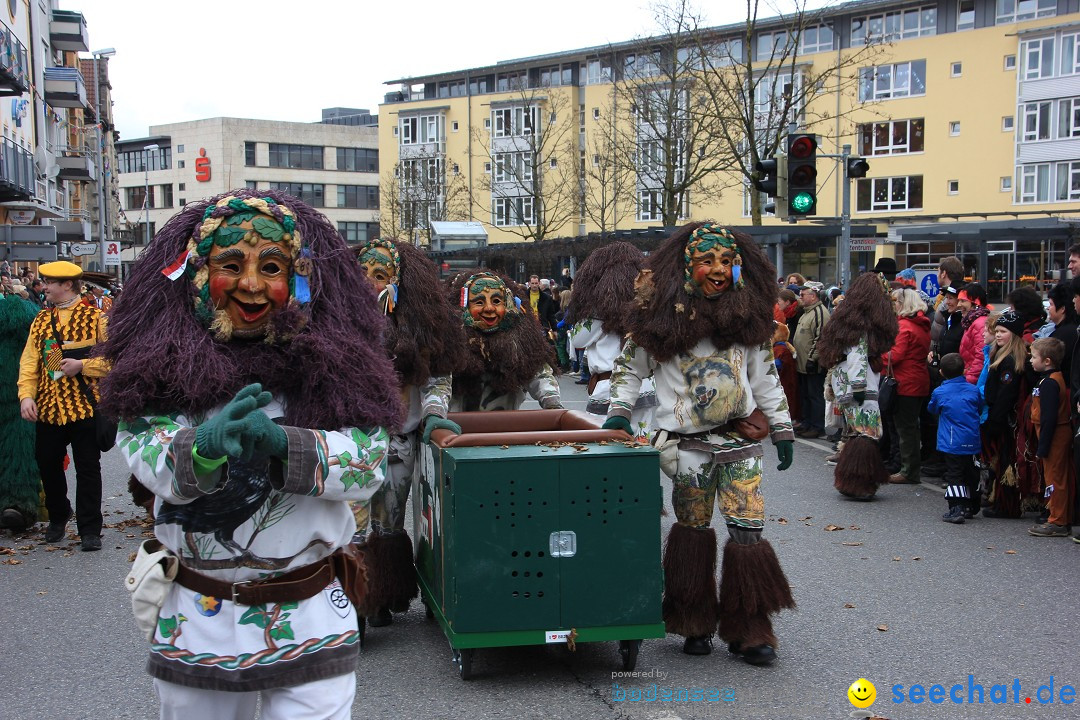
{"left": 958, "top": 283, "right": 991, "bottom": 383}
{"left": 887, "top": 287, "right": 932, "bottom": 484}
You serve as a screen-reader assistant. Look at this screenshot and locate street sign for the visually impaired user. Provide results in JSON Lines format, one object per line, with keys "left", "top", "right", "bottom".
{"left": 2, "top": 244, "right": 57, "bottom": 262}
{"left": 911, "top": 263, "right": 940, "bottom": 296}
{"left": 850, "top": 238, "right": 876, "bottom": 252}
{"left": 70, "top": 242, "right": 98, "bottom": 257}
{"left": 104, "top": 240, "right": 121, "bottom": 267}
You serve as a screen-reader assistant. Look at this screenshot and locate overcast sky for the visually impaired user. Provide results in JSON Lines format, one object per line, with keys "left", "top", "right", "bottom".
{"left": 67, "top": 0, "right": 827, "bottom": 141}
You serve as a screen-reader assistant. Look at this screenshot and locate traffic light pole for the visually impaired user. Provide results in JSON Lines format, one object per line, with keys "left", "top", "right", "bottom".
{"left": 839, "top": 143, "right": 852, "bottom": 290}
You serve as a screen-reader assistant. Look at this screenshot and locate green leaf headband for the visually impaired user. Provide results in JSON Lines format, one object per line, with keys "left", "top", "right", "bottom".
{"left": 684, "top": 223, "right": 744, "bottom": 293}
{"left": 357, "top": 239, "right": 400, "bottom": 278}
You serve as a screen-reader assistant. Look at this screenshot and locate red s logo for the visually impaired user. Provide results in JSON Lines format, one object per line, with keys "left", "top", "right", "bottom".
{"left": 195, "top": 148, "right": 211, "bottom": 182}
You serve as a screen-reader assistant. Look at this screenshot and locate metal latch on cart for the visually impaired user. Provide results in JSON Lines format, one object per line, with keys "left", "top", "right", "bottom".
{"left": 549, "top": 531, "right": 577, "bottom": 557}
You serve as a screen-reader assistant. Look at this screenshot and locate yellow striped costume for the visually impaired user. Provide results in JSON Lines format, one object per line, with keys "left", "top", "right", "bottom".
{"left": 18, "top": 303, "right": 109, "bottom": 425}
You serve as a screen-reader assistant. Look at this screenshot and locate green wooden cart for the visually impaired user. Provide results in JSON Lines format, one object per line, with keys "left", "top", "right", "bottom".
{"left": 413, "top": 409, "right": 665, "bottom": 680}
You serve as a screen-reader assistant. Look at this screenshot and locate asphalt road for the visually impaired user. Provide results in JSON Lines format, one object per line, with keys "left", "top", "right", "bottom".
{"left": 2, "top": 375, "right": 1078, "bottom": 719}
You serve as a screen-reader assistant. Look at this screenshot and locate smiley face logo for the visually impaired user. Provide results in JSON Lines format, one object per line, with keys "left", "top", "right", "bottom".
{"left": 847, "top": 678, "right": 876, "bottom": 709}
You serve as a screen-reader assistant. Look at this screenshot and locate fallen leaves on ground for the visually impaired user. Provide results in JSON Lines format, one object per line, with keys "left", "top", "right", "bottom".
{"left": 892, "top": 556, "right": 902, "bottom": 561}
{"left": 844, "top": 603, "right": 856, "bottom": 608}
{"left": 776, "top": 517, "right": 788, "bottom": 524}
{"left": 877, "top": 624, "right": 889, "bottom": 632}
{"left": 824, "top": 524, "right": 843, "bottom": 531}
{"left": 842, "top": 541, "right": 863, "bottom": 546}
{"left": 1005, "top": 550, "right": 1017, "bottom": 555}
{"left": 2, "top": 558, "right": 23, "bottom": 565}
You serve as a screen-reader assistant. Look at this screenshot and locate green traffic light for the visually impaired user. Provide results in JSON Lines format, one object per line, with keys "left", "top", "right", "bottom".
{"left": 790, "top": 191, "right": 814, "bottom": 213}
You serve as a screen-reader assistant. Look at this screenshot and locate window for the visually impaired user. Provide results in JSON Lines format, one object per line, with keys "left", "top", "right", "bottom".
{"left": 856, "top": 176, "right": 924, "bottom": 212}
{"left": 859, "top": 60, "right": 927, "bottom": 101}
{"left": 452, "top": 163, "right": 460, "bottom": 174}
{"left": 1018, "top": 163, "right": 1051, "bottom": 202}
{"left": 245, "top": 141, "right": 256, "bottom": 166}
{"left": 996, "top": 0, "right": 1056, "bottom": 24}
{"left": 549, "top": 159, "right": 557, "bottom": 169}
{"left": 1058, "top": 98, "right": 1080, "bottom": 138}
{"left": 593, "top": 108, "right": 600, "bottom": 120}
{"left": 1003, "top": 115, "right": 1015, "bottom": 131}
{"left": 491, "top": 106, "right": 539, "bottom": 138}
{"left": 494, "top": 152, "right": 534, "bottom": 183}
{"left": 581, "top": 59, "right": 611, "bottom": 85}
{"left": 452, "top": 121, "right": 459, "bottom": 132}
{"left": 1004, "top": 54, "right": 1017, "bottom": 70}
{"left": 336, "top": 147, "right": 378, "bottom": 172}
{"left": 1001, "top": 176, "right": 1013, "bottom": 191}
{"left": 469, "top": 76, "right": 491, "bottom": 95}
{"left": 268, "top": 144, "right": 324, "bottom": 169}
{"left": 496, "top": 72, "right": 527, "bottom": 92}
{"left": 179, "top": 198, "right": 186, "bottom": 206}
{"left": 1055, "top": 160, "right": 1080, "bottom": 200}
{"left": 484, "top": 162, "right": 492, "bottom": 173}
{"left": 799, "top": 25, "right": 834, "bottom": 54}
{"left": 1022, "top": 101, "right": 1051, "bottom": 141}
{"left": 178, "top": 183, "right": 186, "bottom": 191}
{"left": 493, "top": 195, "right": 535, "bottom": 226}
{"left": 160, "top": 184, "right": 174, "bottom": 208}
{"left": 1060, "top": 34, "right": 1080, "bottom": 76}
{"left": 176, "top": 144, "right": 185, "bottom": 154}
{"left": 957, "top": 0, "right": 975, "bottom": 31}
{"left": 638, "top": 190, "right": 663, "bottom": 222}
{"left": 245, "top": 180, "right": 257, "bottom": 189}
{"left": 951, "top": 62, "right": 962, "bottom": 77}
{"left": 437, "top": 80, "right": 466, "bottom": 98}
{"left": 949, "top": 121, "right": 961, "bottom": 136}
{"left": 756, "top": 30, "right": 789, "bottom": 61}
{"left": 177, "top": 160, "right": 185, "bottom": 169}
{"left": 124, "top": 186, "right": 149, "bottom": 210}
{"left": 337, "top": 185, "right": 379, "bottom": 209}
{"left": 948, "top": 180, "right": 959, "bottom": 194}
{"left": 857, "top": 119, "right": 925, "bottom": 155}
{"left": 400, "top": 114, "right": 443, "bottom": 145}
{"left": 852, "top": 6, "right": 936, "bottom": 46}
{"left": 268, "top": 182, "right": 324, "bottom": 207}
{"left": 338, "top": 222, "right": 381, "bottom": 245}
{"left": 1021, "top": 37, "right": 1054, "bottom": 80}
{"left": 539, "top": 64, "right": 572, "bottom": 87}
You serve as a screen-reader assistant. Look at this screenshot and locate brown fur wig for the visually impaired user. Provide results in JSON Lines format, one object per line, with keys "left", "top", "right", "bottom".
{"left": 358, "top": 240, "right": 468, "bottom": 387}
{"left": 817, "top": 272, "right": 899, "bottom": 370}
{"left": 563, "top": 241, "right": 644, "bottom": 339}
{"left": 446, "top": 268, "right": 556, "bottom": 400}
{"left": 629, "top": 222, "right": 778, "bottom": 361}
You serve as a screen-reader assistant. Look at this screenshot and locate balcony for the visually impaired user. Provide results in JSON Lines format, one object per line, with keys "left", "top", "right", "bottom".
{"left": 0, "top": 26, "right": 29, "bottom": 95}
{"left": 51, "top": 208, "right": 91, "bottom": 242}
{"left": 55, "top": 141, "right": 97, "bottom": 182}
{"left": 43, "top": 67, "right": 87, "bottom": 109}
{"left": 49, "top": 10, "right": 89, "bottom": 52}
{"left": 0, "top": 138, "right": 34, "bottom": 202}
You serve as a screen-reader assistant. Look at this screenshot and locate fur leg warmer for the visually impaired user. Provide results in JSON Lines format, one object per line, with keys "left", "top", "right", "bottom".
{"left": 356, "top": 530, "right": 418, "bottom": 616}
{"left": 662, "top": 523, "right": 719, "bottom": 637}
{"left": 834, "top": 435, "right": 888, "bottom": 500}
{"left": 717, "top": 533, "right": 795, "bottom": 649}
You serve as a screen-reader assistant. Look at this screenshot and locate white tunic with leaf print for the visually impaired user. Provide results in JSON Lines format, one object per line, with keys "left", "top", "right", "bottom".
{"left": 118, "top": 395, "right": 389, "bottom": 692}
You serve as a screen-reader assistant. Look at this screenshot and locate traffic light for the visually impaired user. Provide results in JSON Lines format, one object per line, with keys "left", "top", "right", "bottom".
{"left": 846, "top": 156, "right": 870, "bottom": 179}
{"left": 786, "top": 133, "right": 818, "bottom": 217}
{"left": 753, "top": 154, "right": 788, "bottom": 220}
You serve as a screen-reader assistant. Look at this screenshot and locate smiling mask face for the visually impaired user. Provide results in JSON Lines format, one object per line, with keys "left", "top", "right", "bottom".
{"left": 206, "top": 213, "right": 293, "bottom": 339}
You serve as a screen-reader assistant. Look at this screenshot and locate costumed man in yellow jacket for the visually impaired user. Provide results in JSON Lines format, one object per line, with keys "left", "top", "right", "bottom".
{"left": 17, "top": 261, "right": 109, "bottom": 551}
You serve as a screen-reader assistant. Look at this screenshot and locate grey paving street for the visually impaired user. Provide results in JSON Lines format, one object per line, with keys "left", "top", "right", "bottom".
{"left": 2, "top": 375, "right": 1078, "bottom": 719}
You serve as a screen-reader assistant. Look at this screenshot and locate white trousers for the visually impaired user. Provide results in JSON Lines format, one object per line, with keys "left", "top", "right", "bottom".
{"left": 155, "top": 672, "right": 355, "bottom": 720}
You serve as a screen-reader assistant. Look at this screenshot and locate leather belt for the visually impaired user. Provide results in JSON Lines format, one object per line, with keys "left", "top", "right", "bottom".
{"left": 587, "top": 371, "right": 612, "bottom": 395}
{"left": 175, "top": 556, "right": 335, "bottom": 606}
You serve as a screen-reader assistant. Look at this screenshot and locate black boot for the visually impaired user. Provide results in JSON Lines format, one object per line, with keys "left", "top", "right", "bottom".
{"left": 682, "top": 636, "right": 713, "bottom": 655}
{"left": 942, "top": 505, "right": 965, "bottom": 524}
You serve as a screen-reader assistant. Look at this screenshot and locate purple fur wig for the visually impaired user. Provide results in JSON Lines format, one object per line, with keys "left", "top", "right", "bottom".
{"left": 98, "top": 188, "right": 404, "bottom": 431}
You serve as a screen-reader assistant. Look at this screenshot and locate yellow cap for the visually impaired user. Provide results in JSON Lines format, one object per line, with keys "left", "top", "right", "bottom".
{"left": 38, "top": 261, "right": 83, "bottom": 280}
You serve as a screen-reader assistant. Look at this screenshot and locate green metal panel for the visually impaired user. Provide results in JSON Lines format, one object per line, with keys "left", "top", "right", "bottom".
{"left": 444, "top": 453, "right": 562, "bottom": 633}
{"left": 557, "top": 453, "right": 663, "bottom": 628}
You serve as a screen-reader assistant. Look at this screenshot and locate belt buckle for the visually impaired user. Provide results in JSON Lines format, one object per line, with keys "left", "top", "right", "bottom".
{"left": 231, "top": 579, "right": 252, "bottom": 604}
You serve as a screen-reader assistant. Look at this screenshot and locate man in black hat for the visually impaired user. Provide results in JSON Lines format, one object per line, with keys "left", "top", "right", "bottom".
{"left": 873, "top": 257, "right": 899, "bottom": 281}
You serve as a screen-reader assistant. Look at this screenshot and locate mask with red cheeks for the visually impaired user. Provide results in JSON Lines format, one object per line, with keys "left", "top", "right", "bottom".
{"left": 207, "top": 217, "right": 293, "bottom": 339}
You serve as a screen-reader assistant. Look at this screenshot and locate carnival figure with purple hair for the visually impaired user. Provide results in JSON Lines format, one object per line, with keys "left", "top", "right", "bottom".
{"left": 603, "top": 222, "right": 795, "bottom": 665}
{"left": 564, "top": 241, "right": 657, "bottom": 436}
{"left": 351, "top": 239, "right": 467, "bottom": 629}
{"left": 99, "top": 189, "right": 403, "bottom": 719}
{"left": 446, "top": 269, "right": 563, "bottom": 411}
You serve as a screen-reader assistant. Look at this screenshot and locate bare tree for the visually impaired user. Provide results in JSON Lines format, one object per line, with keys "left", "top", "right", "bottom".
{"left": 472, "top": 85, "right": 580, "bottom": 242}
{"left": 580, "top": 95, "right": 637, "bottom": 237}
{"left": 683, "top": 0, "right": 888, "bottom": 224}
{"left": 379, "top": 150, "right": 470, "bottom": 246}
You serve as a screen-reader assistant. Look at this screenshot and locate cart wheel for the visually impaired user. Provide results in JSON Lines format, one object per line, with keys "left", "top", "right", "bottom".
{"left": 619, "top": 640, "right": 641, "bottom": 671}
{"left": 453, "top": 648, "right": 475, "bottom": 680}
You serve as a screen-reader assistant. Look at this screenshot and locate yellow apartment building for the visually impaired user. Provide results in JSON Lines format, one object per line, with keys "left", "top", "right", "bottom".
{"left": 380, "top": 0, "right": 1080, "bottom": 301}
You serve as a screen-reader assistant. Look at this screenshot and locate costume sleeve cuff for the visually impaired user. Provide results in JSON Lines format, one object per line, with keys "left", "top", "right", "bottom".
{"left": 608, "top": 406, "right": 633, "bottom": 421}
{"left": 770, "top": 429, "right": 795, "bottom": 443}
{"left": 421, "top": 402, "right": 447, "bottom": 419}
{"left": 174, "top": 428, "right": 227, "bottom": 497}
{"left": 268, "top": 426, "right": 319, "bottom": 494}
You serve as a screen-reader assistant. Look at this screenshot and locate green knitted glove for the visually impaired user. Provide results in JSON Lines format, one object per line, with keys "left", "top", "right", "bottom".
{"left": 242, "top": 409, "right": 289, "bottom": 461}
{"left": 422, "top": 414, "right": 462, "bottom": 444}
{"left": 776, "top": 440, "right": 794, "bottom": 471}
{"left": 194, "top": 384, "right": 271, "bottom": 460}
{"left": 603, "top": 416, "right": 633, "bottom": 435}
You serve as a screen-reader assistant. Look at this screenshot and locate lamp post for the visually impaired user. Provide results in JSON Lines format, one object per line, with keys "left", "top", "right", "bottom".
{"left": 91, "top": 48, "right": 115, "bottom": 274}
{"left": 142, "top": 143, "right": 159, "bottom": 247}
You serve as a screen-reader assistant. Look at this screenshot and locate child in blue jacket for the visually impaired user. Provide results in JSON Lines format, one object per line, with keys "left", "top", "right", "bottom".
{"left": 927, "top": 353, "right": 983, "bottom": 523}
